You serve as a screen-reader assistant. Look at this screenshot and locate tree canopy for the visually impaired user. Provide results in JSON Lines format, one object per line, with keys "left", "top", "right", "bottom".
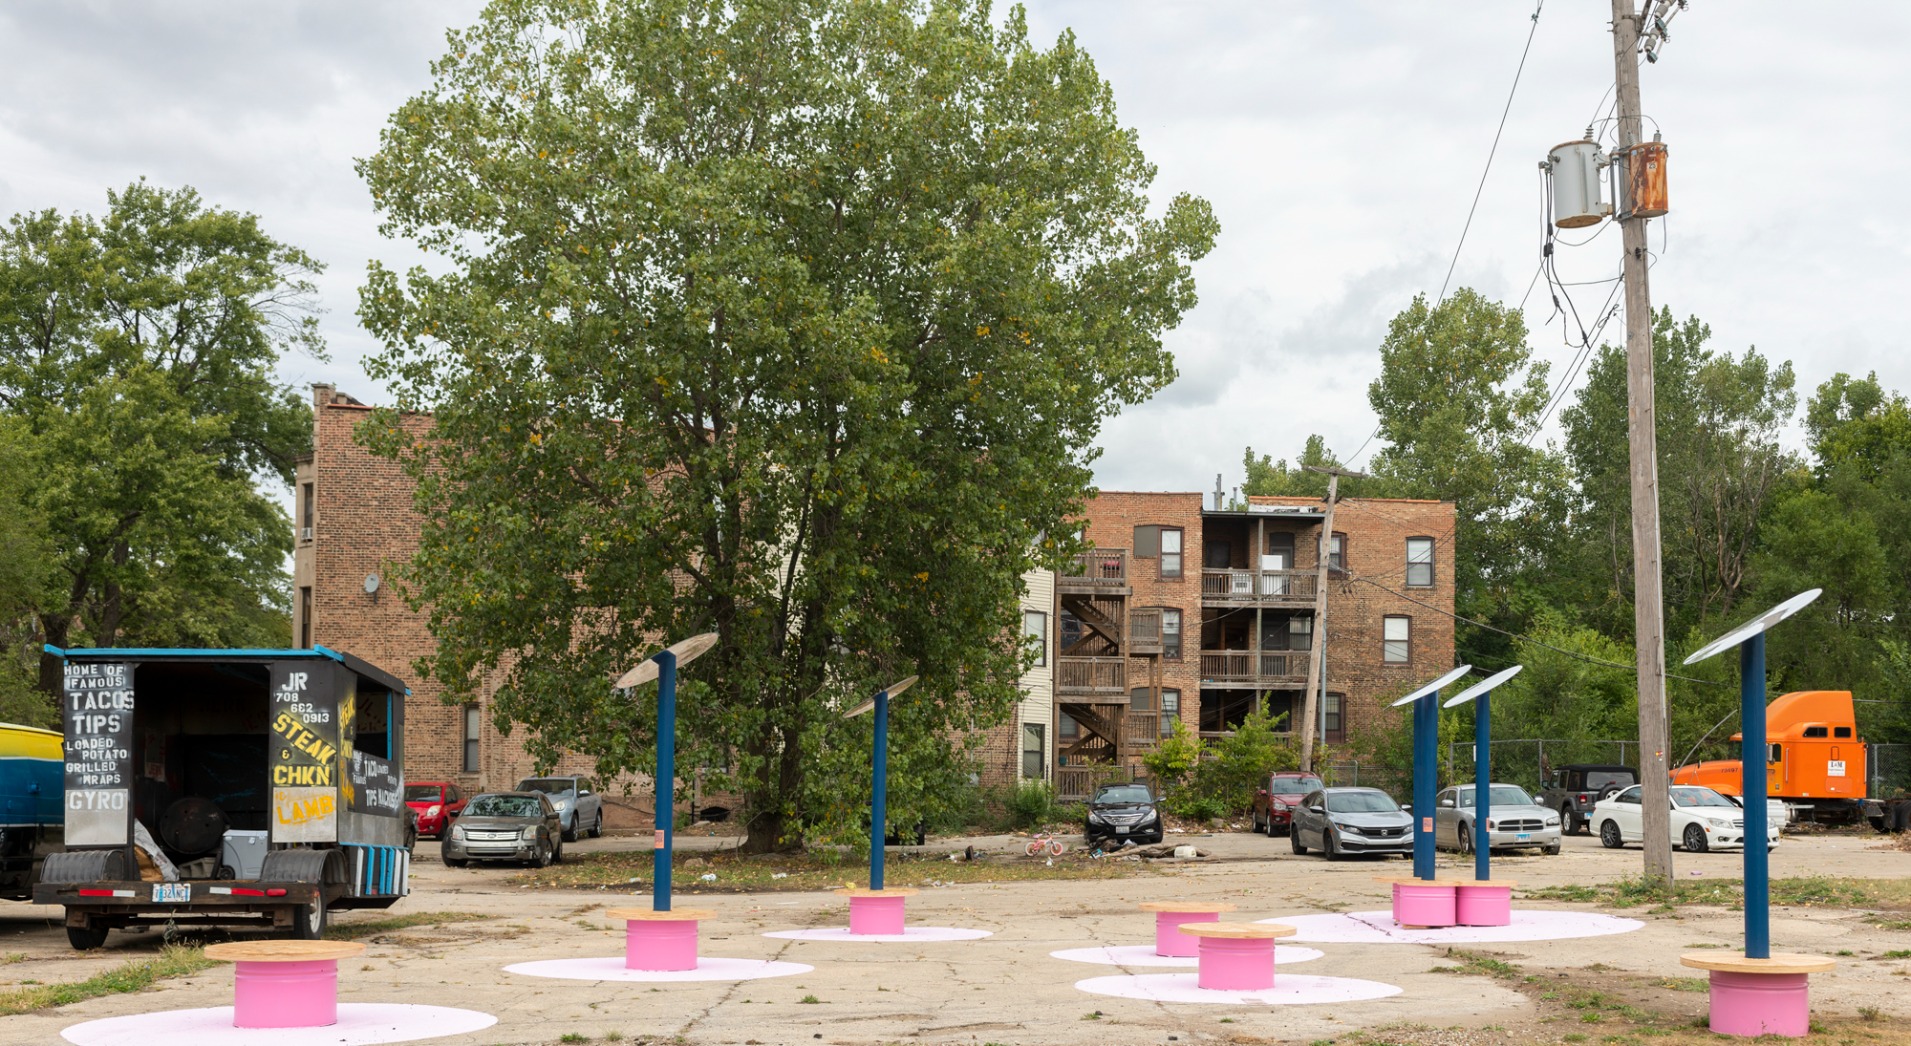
{"left": 357, "top": 0, "right": 1216, "bottom": 850}
{"left": 0, "top": 182, "right": 318, "bottom": 712}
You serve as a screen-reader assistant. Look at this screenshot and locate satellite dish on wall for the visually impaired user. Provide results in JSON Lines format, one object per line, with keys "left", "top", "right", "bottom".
{"left": 364, "top": 573, "right": 381, "bottom": 595}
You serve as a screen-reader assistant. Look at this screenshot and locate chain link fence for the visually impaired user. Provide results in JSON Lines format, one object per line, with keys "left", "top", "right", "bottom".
{"left": 1870, "top": 744, "right": 1911, "bottom": 799}
{"left": 1442, "top": 739, "right": 1640, "bottom": 793}
{"left": 1319, "top": 762, "right": 1410, "bottom": 798}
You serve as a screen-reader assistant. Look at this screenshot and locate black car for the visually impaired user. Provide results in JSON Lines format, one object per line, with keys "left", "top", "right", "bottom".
{"left": 1538, "top": 764, "right": 1639, "bottom": 835}
{"left": 1085, "top": 783, "right": 1163, "bottom": 846}
{"left": 1289, "top": 787, "right": 1414, "bottom": 859}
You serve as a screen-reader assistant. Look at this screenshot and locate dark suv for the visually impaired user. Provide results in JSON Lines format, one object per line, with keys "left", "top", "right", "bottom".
{"left": 1539, "top": 764, "right": 1639, "bottom": 836}
{"left": 1085, "top": 783, "right": 1163, "bottom": 847}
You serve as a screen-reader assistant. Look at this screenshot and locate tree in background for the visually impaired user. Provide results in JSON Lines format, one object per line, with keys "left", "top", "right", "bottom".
{"left": 0, "top": 183, "right": 318, "bottom": 710}
{"left": 1562, "top": 310, "right": 1797, "bottom": 640}
{"left": 357, "top": 0, "right": 1216, "bottom": 852}
{"left": 1363, "top": 289, "right": 1572, "bottom": 668}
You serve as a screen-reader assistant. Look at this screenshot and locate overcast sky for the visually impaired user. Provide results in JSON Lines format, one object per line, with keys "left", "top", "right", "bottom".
{"left": 3, "top": 2, "right": 1905, "bottom": 498}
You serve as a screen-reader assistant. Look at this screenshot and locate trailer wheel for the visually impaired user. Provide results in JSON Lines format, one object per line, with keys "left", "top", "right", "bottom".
{"left": 66, "top": 924, "right": 109, "bottom": 951}
{"left": 288, "top": 896, "right": 328, "bottom": 940}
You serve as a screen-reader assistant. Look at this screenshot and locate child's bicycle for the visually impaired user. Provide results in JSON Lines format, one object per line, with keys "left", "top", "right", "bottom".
{"left": 1024, "top": 832, "right": 1067, "bottom": 857}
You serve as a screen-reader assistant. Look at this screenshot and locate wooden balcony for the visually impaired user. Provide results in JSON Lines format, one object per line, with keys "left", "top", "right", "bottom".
{"left": 1198, "top": 650, "right": 1310, "bottom": 689}
{"left": 1055, "top": 655, "right": 1128, "bottom": 699}
{"left": 1123, "top": 711, "right": 1161, "bottom": 748}
{"left": 1057, "top": 549, "right": 1131, "bottom": 595}
{"left": 1200, "top": 568, "right": 1317, "bottom": 607}
{"left": 1128, "top": 607, "right": 1164, "bottom": 655}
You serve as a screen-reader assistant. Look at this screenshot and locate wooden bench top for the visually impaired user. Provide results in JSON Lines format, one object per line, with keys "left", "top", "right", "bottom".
{"left": 1181, "top": 922, "right": 1296, "bottom": 940}
{"left": 1373, "top": 877, "right": 1517, "bottom": 888}
{"left": 606, "top": 907, "right": 719, "bottom": 922}
{"left": 204, "top": 940, "right": 366, "bottom": 963}
{"left": 833, "top": 887, "right": 918, "bottom": 898}
{"left": 1679, "top": 952, "right": 1837, "bottom": 975}
{"left": 1137, "top": 901, "right": 1237, "bottom": 914}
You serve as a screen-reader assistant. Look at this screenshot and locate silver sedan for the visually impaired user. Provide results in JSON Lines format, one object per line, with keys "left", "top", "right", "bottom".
{"left": 1434, "top": 783, "right": 1562, "bottom": 855}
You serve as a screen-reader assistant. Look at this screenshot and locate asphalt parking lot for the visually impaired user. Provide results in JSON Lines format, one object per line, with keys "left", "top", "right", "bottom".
{"left": 2, "top": 828, "right": 1906, "bottom": 1045}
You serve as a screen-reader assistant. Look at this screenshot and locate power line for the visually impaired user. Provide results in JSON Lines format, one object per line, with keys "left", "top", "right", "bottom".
{"left": 1350, "top": 574, "right": 1726, "bottom": 687}
{"left": 1346, "top": 1, "right": 1547, "bottom": 472}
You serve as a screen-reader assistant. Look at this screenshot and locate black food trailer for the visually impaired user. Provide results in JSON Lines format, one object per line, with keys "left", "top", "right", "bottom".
{"left": 35, "top": 646, "right": 412, "bottom": 948}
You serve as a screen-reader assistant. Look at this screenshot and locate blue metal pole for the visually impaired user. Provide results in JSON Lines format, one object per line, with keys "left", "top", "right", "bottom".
{"left": 1742, "top": 634, "right": 1769, "bottom": 959}
{"left": 1413, "top": 694, "right": 1437, "bottom": 880}
{"left": 1475, "top": 690, "right": 1491, "bottom": 883}
{"left": 654, "top": 650, "right": 677, "bottom": 913}
{"left": 871, "top": 688, "right": 889, "bottom": 891}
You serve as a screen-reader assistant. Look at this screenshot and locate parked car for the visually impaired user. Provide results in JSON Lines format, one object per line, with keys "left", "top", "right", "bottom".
{"left": 1289, "top": 787, "right": 1414, "bottom": 859}
{"left": 516, "top": 776, "right": 605, "bottom": 842}
{"left": 1433, "top": 783, "right": 1562, "bottom": 855}
{"left": 442, "top": 792, "right": 565, "bottom": 867}
{"left": 1084, "top": 783, "right": 1163, "bottom": 847}
{"left": 405, "top": 780, "right": 469, "bottom": 839}
{"left": 1592, "top": 784, "right": 1780, "bottom": 853}
{"left": 1250, "top": 771, "right": 1325, "bottom": 837}
{"left": 1538, "top": 764, "right": 1639, "bottom": 835}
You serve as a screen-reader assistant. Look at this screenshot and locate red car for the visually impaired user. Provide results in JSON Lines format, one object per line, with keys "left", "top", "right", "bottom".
{"left": 405, "top": 781, "right": 469, "bottom": 839}
{"left": 1250, "top": 771, "right": 1325, "bottom": 837}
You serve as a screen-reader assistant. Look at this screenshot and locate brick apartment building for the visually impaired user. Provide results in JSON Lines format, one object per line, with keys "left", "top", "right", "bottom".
{"left": 1051, "top": 491, "right": 1456, "bottom": 798}
{"left": 291, "top": 386, "right": 1454, "bottom": 806}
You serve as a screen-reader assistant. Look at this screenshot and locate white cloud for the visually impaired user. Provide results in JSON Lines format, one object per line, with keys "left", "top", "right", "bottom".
{"left": 3, "top": 1, "right": 1906, "bottom": 500}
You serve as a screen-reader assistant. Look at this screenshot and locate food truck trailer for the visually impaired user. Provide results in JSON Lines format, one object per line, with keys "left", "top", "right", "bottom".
{"left": 34, "top": 646, "right": 412, "bottom": 948}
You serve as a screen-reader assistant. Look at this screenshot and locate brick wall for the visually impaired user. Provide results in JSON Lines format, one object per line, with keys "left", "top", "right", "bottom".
{"left": 297, "top": 388, "right": 635, "bottom": 808}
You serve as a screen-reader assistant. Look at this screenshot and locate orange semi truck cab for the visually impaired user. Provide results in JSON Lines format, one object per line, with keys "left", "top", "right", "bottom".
{"left": 1671, "top": 690, "right": 1867, "bottom": 817}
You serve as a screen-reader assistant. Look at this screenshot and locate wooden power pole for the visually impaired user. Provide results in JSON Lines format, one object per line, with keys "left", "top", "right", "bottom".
{"left": 1611, "top": 0, "right": 1674, "bottom": 882}
{"left": 1300, "top": 465, "right": 1364, "bottom": 772}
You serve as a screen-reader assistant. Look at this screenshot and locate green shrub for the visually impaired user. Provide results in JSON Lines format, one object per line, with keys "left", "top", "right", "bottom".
{"left": 1142, "top": 719, "right": 1202, "bottom": 793}
{"left": 1006, "top": 780, "right": 1056, "bottom": 830}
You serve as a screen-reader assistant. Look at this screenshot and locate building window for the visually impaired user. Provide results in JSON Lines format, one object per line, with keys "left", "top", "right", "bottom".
{"left": 1406, "top": 537, "right": 1435, "bottom": 588}
{"left": 1160, "top": 527, "right": 1183, "bottom": 578}
{"left": 1160, "top": 689, "right": 1180, "bottom": 737}
{"left": 1324, "top": 693, "right": 1344, "bottom": 743}
{"left": 298, "top": 587, "right": 312, "bottom": 648}
{"left": 1059, "top": 713, "right": 1079, "bottom": 740}
{"left": 1133, "top": 525, "right": 1160, "bottom": 558}
{"left": 1288, "top": 614, "right": 1312, "bottom": 651}
{"left": 299, "top": 482, "right": 314, "bottom": 541}
{"left": 1329, "top": 532, "right": 1347, "bottom": 574}
{"left": 1059, "top": 610, "right": 1082, "bottom": 654}
{"left": 1383, "top": 616, "right": 1411, "bottom": 663}
{"left": 1021, "top": 723, "right": 1045, "bottom": 779}
{"left": 462, "top": 704, "right": 481, "bottom": 772}
{"left": 1161, "top": 608, "right": 1182, "bottom": 659}
{"left": 1023, "top": 610, "right": 1047, "bottom": 667}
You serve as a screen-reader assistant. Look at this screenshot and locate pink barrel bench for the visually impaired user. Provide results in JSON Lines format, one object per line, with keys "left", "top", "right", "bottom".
{"left": 1179, "top": 922, "right": 1297, "bottom": 991}
{"left": 1679, "top": 952, "right": 1836, "bottom": 1038}
{"left": 1375, "top": 877, "right": 1516, "bottom": 928}
{"left": 607, "top": 907, "right": 718, "bottom": 971}
{"left": 203, "top": 939, "right": 368, "bottom": 1029}
{"left": 834, "top": 886, "right": 918, "bottom": 935}
{"left": 1136, "top": 901, "right": 1237, "bottom": 956}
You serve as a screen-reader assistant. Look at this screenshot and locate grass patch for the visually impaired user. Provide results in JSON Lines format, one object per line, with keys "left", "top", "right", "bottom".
{"left": 1428, "top": 948, "right": 1521, "bottom": 980}
{"left": 1881, "top": 950, "right": 1911, "bottom": 960}
{"left": 1524, "top": 876, "right": 1911, "bottom": 913}
{"left": 326, "top": 910, "right": 495, "bottom": 940}
{"left": 0, "top": 944, "right": 215, "bottom": 1016}
{"left": 517, "top": 847, "right": 1154, "bottom": 893}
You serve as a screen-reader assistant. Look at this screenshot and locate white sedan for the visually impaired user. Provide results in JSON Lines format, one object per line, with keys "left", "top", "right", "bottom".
{"left": 1592, "top": 784, "right": 1780, "bottom": 854}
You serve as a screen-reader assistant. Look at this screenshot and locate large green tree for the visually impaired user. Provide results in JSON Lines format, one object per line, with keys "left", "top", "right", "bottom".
{"left": 0, "top": 183, "right": 318, "bottom": 703}
{"left": 1561, "top": 309, "right": 1797, "bottom": 640}
{"left": 356, "top": 0, "right": 1216, "bottom": 850}
{"left": 1362, "top": 289, "right": 1571, "bottom": 667}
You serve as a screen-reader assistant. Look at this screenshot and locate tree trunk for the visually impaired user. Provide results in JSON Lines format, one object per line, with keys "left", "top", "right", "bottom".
{"left": 36, "top": 613, "right": 68, "bottom": 698}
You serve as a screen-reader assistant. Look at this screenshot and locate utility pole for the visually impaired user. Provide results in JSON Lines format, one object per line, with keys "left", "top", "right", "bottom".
{"left": 1300, "top": 464, "right": 1364, "bottom": 772}
{"left": 1611, "top": 0, "right": 1674, "bottom": 883}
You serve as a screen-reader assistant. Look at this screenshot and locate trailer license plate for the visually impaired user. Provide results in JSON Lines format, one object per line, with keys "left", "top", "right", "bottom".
{"left": 151, "top": 883, "right": 190, "bottom": 904}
